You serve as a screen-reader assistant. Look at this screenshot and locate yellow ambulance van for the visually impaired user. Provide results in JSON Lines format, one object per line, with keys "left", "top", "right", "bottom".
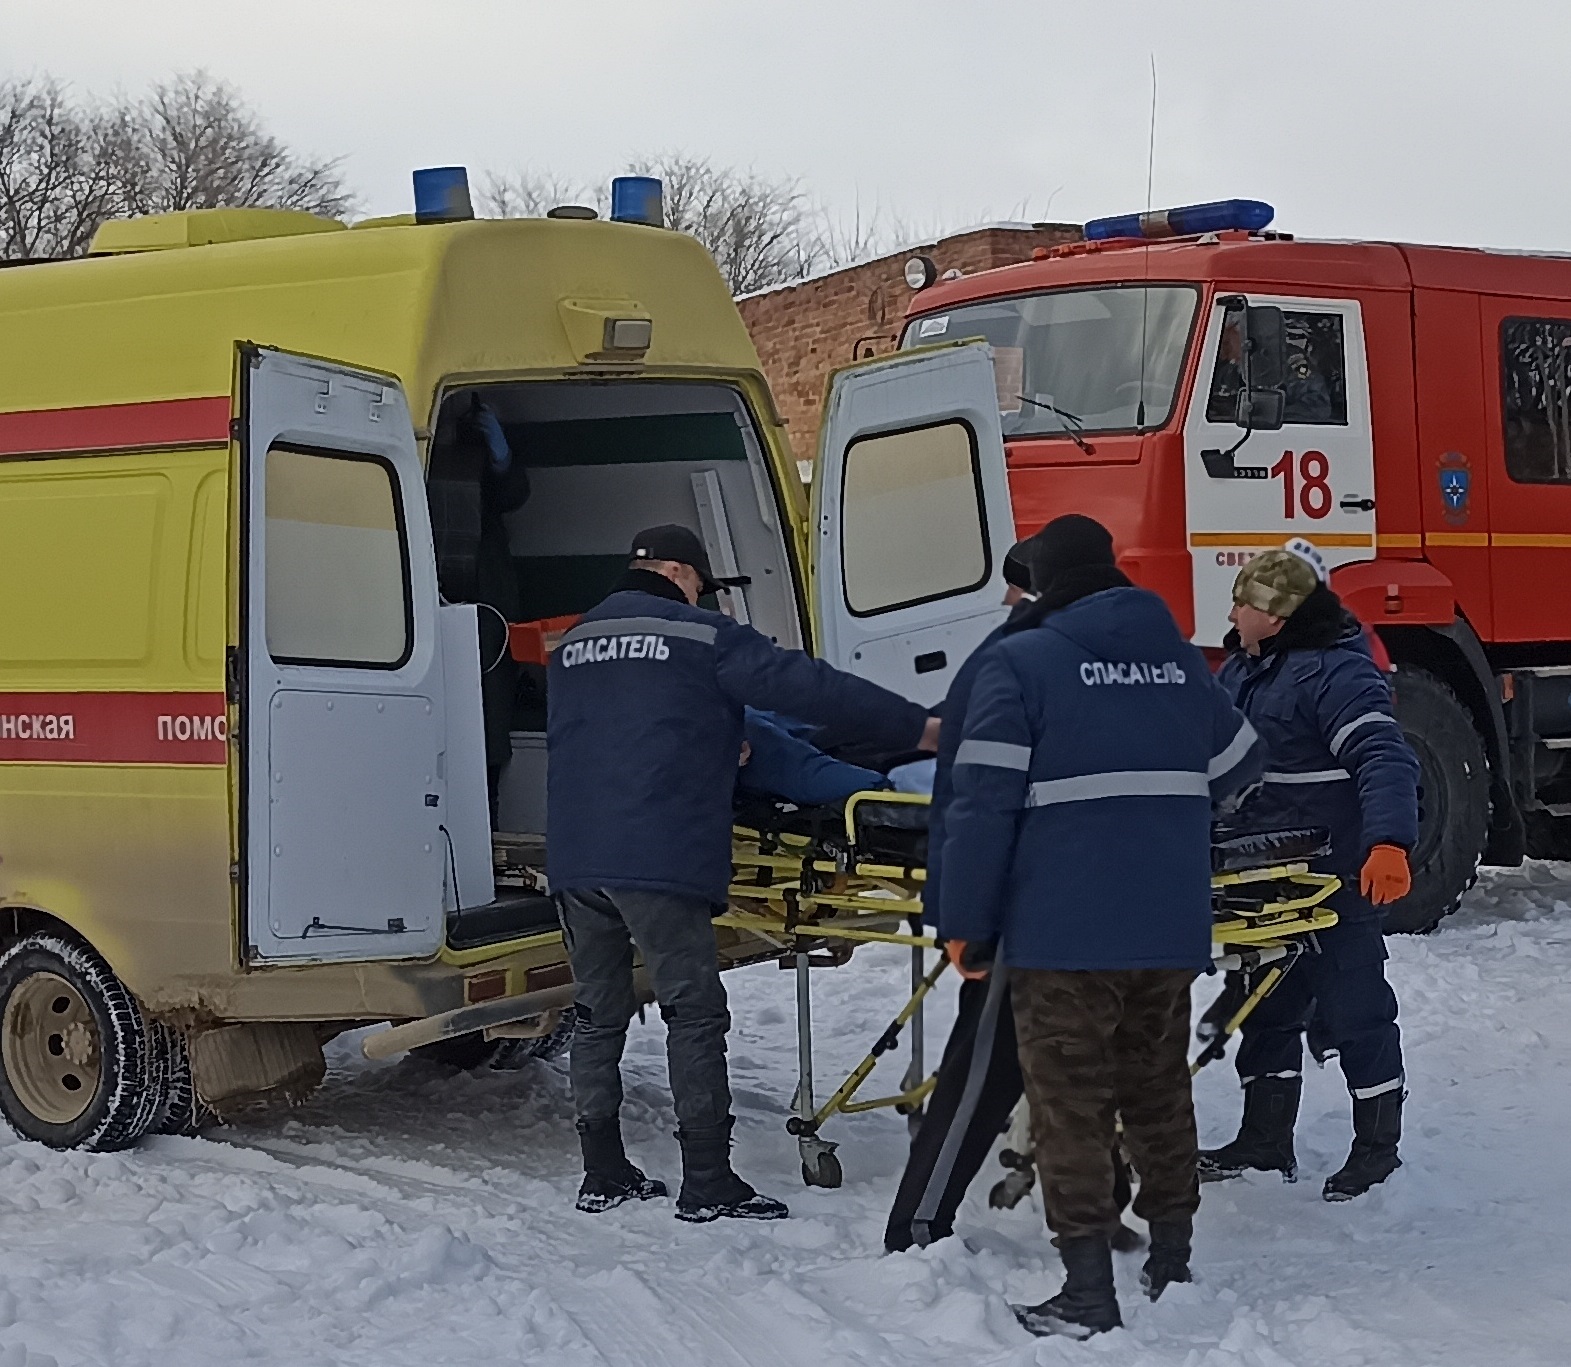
{"left": 0, "top": 171, "right": 1017, "bottom": 1149}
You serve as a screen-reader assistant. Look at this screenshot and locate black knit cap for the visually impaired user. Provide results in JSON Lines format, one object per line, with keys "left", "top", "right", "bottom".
{"left": 1002, "top": 537, "right": 1037, "bottom": 591}
{"left": 1028, "top": 514, "right": 1116, "bottom": 593}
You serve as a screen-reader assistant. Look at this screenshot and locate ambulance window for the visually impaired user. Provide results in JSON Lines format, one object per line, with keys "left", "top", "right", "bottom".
{"left": 1501, "top": 317, "right": 1571, "bottom": 483}
{"left": 264, "top": 447, "right": 412, "bottom": 667}
{"left": 841, "top": 421, "right": 988, "bottom": 616}
{"left": 1206, "top": 308, "right": 1347, "bottom": 425}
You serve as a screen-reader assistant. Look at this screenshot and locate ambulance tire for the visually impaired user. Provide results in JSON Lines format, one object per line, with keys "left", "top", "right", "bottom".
{"left": 1386, "top": 668, "right": 1489, "bottom": 934}
{"left": 153, "top": 1026, "right": 221, "bottom": 1137}
{"left": 0, "top": 933, "right": 171, "bottom": 1151}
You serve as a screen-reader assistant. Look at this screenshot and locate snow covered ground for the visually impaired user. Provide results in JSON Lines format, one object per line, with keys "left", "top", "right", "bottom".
{"left": 5, "top": 865, "right": 1571, "bottom": 1366}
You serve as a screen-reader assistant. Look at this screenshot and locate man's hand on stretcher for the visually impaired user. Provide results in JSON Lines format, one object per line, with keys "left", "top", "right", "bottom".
{"left": 919, "top": 716, "right": 941, "bottom": 752}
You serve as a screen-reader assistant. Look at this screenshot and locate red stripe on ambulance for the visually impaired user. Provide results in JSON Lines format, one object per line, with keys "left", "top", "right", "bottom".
{"left": 0, "top": 396, "right": 231, "bottom": 457}
{"left": 0, "top": 693, "right": 227, "bottom": 765}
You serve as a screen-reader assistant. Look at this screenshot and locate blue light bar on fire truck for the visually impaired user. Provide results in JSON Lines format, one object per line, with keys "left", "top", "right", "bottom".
{"left": 1083, "top": 199, "right": 1274, "bottom": 242}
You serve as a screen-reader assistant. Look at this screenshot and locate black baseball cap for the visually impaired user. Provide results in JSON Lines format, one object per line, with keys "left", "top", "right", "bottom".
{"left": 629, "top": 524, "right": 750, "bottom": 596}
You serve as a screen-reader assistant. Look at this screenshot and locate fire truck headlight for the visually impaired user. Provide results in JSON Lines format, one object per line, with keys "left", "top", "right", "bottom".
{"left": 904, "top": 255, "right": 938, "bottom": 291}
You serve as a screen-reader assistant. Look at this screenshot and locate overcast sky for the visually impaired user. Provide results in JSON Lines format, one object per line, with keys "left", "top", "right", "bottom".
{"left": 3, "top": 0, "right": 1565, "bottom": 252}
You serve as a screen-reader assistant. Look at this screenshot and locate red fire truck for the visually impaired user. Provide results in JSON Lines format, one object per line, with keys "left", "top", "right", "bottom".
{"left": 891, "top": 200, "right": 1571, "bottom": 932}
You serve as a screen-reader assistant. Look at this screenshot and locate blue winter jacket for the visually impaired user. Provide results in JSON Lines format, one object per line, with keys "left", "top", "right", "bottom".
{"left": 921, "top": 607, "right": 1035, "bottom": 924}
{"left": 546, "top": 573, "right": 929, "bottom": 903}
{"left": 1217, "top": 588, "right": 1420, "bottom": 903}
{"left": 939, "top": 586, "right": 1262, "bottom": 970}
{"left": 739, "top": 709, "right": 889, "bottom": 806}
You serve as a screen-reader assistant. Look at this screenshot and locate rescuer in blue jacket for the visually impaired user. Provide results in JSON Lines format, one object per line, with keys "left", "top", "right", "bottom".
{"left": 937, "top": 516, "right": 1262, "bottom": 1338}
{"left": 547, "top": 524, "right": 936, "bottom": 1223}
{"left": 884, "top": 534, "right": 1072, "bottom": 1254}
{"left": 1199, "top": 540, "right": 1420, "bottom": 1202}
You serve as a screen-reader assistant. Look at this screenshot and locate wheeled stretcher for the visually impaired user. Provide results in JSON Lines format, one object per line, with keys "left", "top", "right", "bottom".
{"left": 359, "top": 790, "right": 1339, "bottom": 1196}
{"left": 719, "top": 792, "right": 1341, "bottom": 1189}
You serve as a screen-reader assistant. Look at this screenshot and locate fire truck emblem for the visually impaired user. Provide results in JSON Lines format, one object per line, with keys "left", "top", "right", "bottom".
{"left": 1439, "top": 451, "right": 1472, "bottom": 525}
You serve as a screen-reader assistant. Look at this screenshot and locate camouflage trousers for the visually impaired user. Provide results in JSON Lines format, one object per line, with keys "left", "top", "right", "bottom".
{"left": 1010, "top": 967, "right": 1200, "bottom": 1241}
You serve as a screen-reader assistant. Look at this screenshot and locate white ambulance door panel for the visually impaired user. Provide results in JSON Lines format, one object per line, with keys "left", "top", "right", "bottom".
{"left": 1183, "top": 296, "right": 1376, "bottom": 647}
{"left": 812, "top": 342, "right": 1015, "bottom": 707}
{"left": 240, "top": 347, "right": 447, "bottom": 964}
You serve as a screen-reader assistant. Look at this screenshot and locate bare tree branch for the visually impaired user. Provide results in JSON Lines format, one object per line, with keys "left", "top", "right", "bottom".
{"left": 476, "top": 169, "right": 598, "bottom": 219}
{"left": 624, "top": 152, "right": 827, "bottom": 295}
{"left": 113, "top": 72, "right": 355, "bottom": 219}
{"left": 0, "top": 77, "right": 126, "bottom": 258}
{"left": 0, "top": 71, "right": 355, "bottom": 260}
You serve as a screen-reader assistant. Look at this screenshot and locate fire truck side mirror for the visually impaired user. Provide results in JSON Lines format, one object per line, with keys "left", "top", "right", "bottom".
{"left": 1235, "top": 386, "right": 1285, "bottom": 432}
{"left": 1227, "top": 300, "right": 1285, "bottom": 432}
{"left": 1242, "top": 304, "right": 1286, "bottom": 390}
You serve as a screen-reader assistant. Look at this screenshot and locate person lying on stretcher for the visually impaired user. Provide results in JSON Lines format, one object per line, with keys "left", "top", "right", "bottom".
{"left": 737, "top": 708, "right": 892, "bottom": 806}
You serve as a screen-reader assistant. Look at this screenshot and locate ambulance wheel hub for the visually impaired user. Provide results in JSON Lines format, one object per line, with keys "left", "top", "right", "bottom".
{"left": 3, "top": 971, "right": 101, "bottom": 1125}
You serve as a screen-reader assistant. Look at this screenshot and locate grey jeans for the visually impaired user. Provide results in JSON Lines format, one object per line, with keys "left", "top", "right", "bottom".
{"left": 556, "top": 887, "right": 733, "bottom": 1134}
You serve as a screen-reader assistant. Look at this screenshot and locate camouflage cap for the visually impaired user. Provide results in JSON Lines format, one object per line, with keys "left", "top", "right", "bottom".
{"left": 1232, "top": 548, "right": 1320, "bottom": 618}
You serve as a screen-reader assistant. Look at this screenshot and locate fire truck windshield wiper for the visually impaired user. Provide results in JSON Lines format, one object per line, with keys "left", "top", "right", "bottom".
{"left": 1015, "top": 396, "right": 1094, "bottom": 454}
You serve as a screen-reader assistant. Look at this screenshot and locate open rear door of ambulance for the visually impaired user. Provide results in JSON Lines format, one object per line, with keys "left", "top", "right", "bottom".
{"left": 236, "top": 347, "right": 448, "bottom": 964}
{"left": 811, "top": 341, "right": 1016, "bottom": 707}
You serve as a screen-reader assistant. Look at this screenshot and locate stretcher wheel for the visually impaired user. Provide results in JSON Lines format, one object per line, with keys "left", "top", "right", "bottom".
{"left": 802, "top": 1151, "right": 843, "bottom": 1189}
{"left": 988, "top": 1167, "right": 1035, "bottom": 1210}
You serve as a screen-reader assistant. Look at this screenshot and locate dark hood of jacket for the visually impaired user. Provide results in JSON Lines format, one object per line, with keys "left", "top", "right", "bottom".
{"left": 1029, "top": 580, "right": 1187, "bottom": 667}
{"left": 1008, "top": 564, "right": 1133, "bottom": 634}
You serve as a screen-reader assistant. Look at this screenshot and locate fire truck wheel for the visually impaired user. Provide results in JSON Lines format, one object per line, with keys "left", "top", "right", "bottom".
{"left": 0, "top": 933, "right": 171, "bottom": 1151}
{"left": 1386, "top": 668, "right": 1489, "bottom": 934}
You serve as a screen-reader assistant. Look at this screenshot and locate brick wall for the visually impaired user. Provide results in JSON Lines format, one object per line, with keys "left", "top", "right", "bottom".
{"left": 737, "top": 224, "right": 1082, "bottom": 467}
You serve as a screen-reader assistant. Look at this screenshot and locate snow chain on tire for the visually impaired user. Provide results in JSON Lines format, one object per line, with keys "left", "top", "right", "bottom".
{"left": 0, "top": 932, "right": 173, "bottom": 1151}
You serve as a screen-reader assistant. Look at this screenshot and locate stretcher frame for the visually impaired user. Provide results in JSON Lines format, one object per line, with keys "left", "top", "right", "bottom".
{"left": 720, "top": 791, "right": 1341, "bottom": 1189}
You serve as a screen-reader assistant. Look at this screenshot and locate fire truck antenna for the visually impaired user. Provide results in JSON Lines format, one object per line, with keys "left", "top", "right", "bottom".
{"left": 1136, "top": 54, "right": 1158, "bottom": 431}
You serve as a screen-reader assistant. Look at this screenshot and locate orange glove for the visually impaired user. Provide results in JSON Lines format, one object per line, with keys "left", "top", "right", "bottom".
{"left": 946, "top": 940, "right": 992, "bottom": 981}
{"left": 1360, "top": 844, "right": 1411, "bottom": 905}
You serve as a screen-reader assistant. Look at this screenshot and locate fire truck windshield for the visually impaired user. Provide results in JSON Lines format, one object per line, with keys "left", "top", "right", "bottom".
{"left": 900, "top": 284, "right": 1199, "bottom": 438}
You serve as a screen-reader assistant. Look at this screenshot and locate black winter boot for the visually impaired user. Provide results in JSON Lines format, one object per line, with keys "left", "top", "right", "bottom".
{"left": 1140, "top": 1218, "right": 1193, "bottom": 1301}
{"left": 675, "top": 1121, "right": 788, "bottom": 1223}
{"left": 1012, "top": 1234, "right": 1122, "bottom": 1339}
{"left": 1323, "top": 1090, "right": 1403, "bottom": 1201}
{"left": 575, "top": 1117, "right": 668, "bottom": 1213}
{"left": 1198, "top": 1076, "right": 1301, "bottom": 1182}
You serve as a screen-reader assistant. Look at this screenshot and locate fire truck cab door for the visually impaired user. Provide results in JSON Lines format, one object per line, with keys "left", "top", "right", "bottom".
{"left": 812, "top": 342, "right": 1016, "bottom": 706}
{"left": 238, "top": 347, "right": 447, "bottom": 964}
{"left": 1183, "top": 295, "right": 1376, "bottom": 647}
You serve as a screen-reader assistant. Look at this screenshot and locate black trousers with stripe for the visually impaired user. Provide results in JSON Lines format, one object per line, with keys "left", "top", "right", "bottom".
{"left": 885, "top": 972, "right": 1023, "bottom": 1252}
